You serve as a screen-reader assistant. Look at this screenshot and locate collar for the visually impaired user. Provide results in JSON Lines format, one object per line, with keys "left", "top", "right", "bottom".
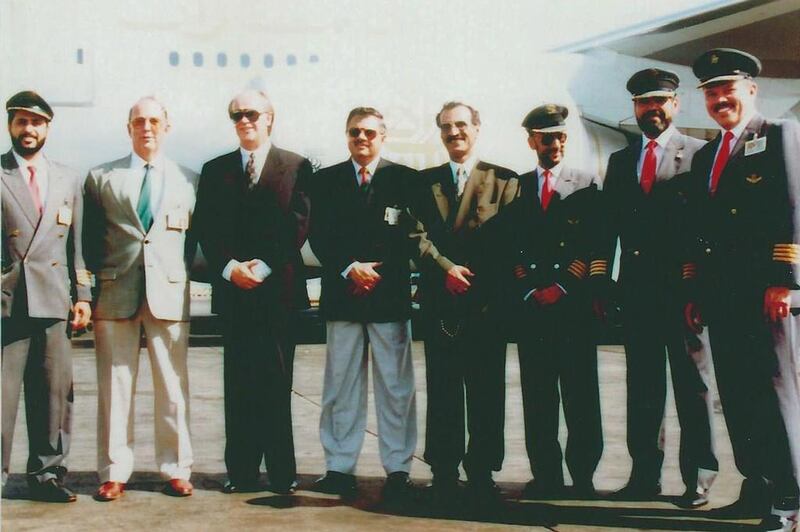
{"left": 130, "top": 151, "right": 165, "bottom": 170}
{"left": 537, "top": 162, "right": 563, "bottom": 180}
{"left": 240, "top": 140, "right": 271, "bottom": 167}
{"left": 448, "top": 154, "right": 478, "bottom": 179}
{"left": 352, "top": 156, "right": 381, "bottom": 178}
{"left": 720, "top": 110, "right": 756, "bottom": 142}
{"left": 641, "top": 124, "right": 676, "bottom": 150}
{"left": 12, "top": 150, "right": 45, "bottom": 172}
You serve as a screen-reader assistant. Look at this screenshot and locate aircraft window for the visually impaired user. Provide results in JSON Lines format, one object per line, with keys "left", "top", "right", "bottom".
{"left": 309, "top": 54, "right": 319, "bottom": 63}
{"left": 76, "top": 48, "right": 84, "bottom": 65}
{"left": 217, "top": 52, "right": 227, "bottom": 67}
{"left": 193, "top": 52, "right": 203, "bottom": 67}
{"left": 241, "top": 53, "right": 250, "bottom": 68}
{"left": 287, "top": 54, "right": 297, "bottom": 66}
{"left": 263, "top": 54, "right": 274, "bottom": 68}
{"left": 169, "top": 52, "right": 179, "bottom": 66}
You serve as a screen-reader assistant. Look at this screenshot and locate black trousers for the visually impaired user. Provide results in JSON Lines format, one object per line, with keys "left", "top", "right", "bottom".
{"left": 422, "top": 310, "right": 506, "bottom": 482}
{"left": 707, "top": 311, "right": 799, "bottom": 507}
{"left": 621, "top": 291, "right": 718, "bottom": 489}
{"left": 517, "top": 299, "right": 602, "bottom": 485}
{"left": 221, "top": 310, "right": 296, "bottom": 488}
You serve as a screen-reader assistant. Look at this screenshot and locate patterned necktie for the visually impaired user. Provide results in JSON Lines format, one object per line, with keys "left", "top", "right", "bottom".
{"left": 640, "top": 140, "right": 657, "bottom": 194}
{"left": 136, "top": 164, "right": 153, "bottom": 231}
{"left": 709, "top": 131, "right": 734, "bottom": 196}
{"left": 27, "top": 165, "right": 43, "bottom": 216}
{"left": 456, "top": 165, "right": 468, "bottom": 197}
{"left": 246, "top": 152, "right": 257, "bottom": 189}
{"left": 540, "top": 169, "right": 554, "bottom": 211}
{"left": 358, "top": 166, "right": 370, "bottom": 195}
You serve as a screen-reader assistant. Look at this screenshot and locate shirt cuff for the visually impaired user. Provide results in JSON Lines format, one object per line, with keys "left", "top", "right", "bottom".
{"left": 222, "top": 259, "right": 238, "bottom": 281}
{"left": 341, "top": 261, "right": 359, "bottom": 279}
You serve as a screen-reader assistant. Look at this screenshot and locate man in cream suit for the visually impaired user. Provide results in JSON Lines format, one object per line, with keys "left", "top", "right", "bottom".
{"left": 83, "top": 96, "right": 198, "bottom": 501}
{"left": 2, "top": 91, "right": 92, "bottom": 502}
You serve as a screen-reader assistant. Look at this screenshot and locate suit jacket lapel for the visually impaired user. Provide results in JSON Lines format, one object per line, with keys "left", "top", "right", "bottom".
{"left": 1, "top": 151, "right": 40, "bottom": 228}
{"left": 657, "top": 135, "right": 682, "bottom": 181}
{"left": 27, "top": 157, "right": 68, "bottom": 255}
{"left": 109, "top": 156, "right": 147, "bottom": 234}
{"left": 453, "top": 162, "right": 484, "bottom": 231}
{"left": 730, "top": 113, "right": 765, "bottom": 160}
{"left": 430, "top": 164, "right": 453, "bottom": 223}
{"left": 553, "top": 167, "right": 579, "bottom": 200}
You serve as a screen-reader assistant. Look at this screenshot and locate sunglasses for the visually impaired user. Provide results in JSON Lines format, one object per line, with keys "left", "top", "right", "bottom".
{"left": 229, "top": 110, "right": 266, "bottom": 123}
{"left": 348, "top": 127, "right": 379, "bottom": 140}
{"left": 540, "top": 132, "right": 566, "bottom": 145}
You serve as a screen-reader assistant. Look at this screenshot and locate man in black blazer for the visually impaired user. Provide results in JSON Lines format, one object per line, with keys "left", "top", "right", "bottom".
{"left": 194, "top": 89, "right": 311, "bottom": 495}
{"left": 593, "top": 69, "right": 717, "bottom": 507}
{"left": 309, "top": 107, "right": 437, "bottom": 503}
{"left": 683, "top": 49, "right": 799, "bottom": 531}
{"left": 416, "top": 101, "right": 518, "bottom": 504}
{"left": 492, "top": 104, "right": 602, "bottom": 499}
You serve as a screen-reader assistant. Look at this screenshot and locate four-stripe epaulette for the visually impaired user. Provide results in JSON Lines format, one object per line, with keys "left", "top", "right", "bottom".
{"left": 682, "top": 263, "right": 697, "bottom": 280}
{"left": 773, "top": 243, "right": 800, "bottom": 264}
{"left": 589, "top": 260, "right": 608, "bottom": 277}
{"left": 568, "top": 260, "right": 587, "bottom": 279}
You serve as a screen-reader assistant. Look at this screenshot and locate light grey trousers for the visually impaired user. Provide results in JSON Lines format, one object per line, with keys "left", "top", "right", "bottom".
{"left": 319, "top": 320, "right": 417, "bottom": 475}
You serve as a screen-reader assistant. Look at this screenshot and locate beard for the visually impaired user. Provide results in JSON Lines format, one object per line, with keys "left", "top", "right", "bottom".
{"left": 11, "top": 134, "right": 45, "bottom": 157}
{"left": 637, "top": 110, "right": 670, "bottom": 138}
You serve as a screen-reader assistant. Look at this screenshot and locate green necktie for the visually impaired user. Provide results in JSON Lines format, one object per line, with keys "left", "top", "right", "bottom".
{"left": 136, "top": 164, "right": 153, "bottom": 231}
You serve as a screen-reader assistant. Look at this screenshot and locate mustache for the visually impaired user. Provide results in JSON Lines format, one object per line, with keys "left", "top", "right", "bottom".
{"left": 446, "top": 134, "right": 464, "bottom": 142}
{"left": 643, "top": 109, "right": 665, "bottom": 121}
{"left": 714, "top": 102, "right": 734, "bottom": 113}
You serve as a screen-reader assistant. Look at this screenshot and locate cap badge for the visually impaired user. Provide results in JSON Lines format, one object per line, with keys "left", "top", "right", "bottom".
{"left": 710, "top": 54, "right": 719, "bottom": 64}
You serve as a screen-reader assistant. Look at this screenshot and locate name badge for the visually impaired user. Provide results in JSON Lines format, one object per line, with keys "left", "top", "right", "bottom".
{"left": 384, "top": 207, "right": 402, "bottom": 226}
{"left": 167, "top": 210, "right": 189, "bottom": 231}
{"left": 57, "top": 206, "right": 72, "bottom": 226}
{"left": 744, "top": 136, "right": 767, "bottom": 156}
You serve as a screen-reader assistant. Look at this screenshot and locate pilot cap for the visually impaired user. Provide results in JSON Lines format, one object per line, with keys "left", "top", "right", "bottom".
{"left": 6, "top": 91, "right": 54, "bottom": 121}
{"left": 522, "top": 104, "right": 568, "bottom": 133}
{"left": 693, "top": 48, "right": 761, "bottom": 88}
{"left": 627, "top": 68, "right": 680, "bottom": 99}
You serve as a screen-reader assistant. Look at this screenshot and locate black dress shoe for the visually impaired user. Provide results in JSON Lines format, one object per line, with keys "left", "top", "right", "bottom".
{"left": 612, "top": 481, "right": 662, "bottom": 501}
{"left": 313, "top": 471, "right": 357, "bottom": 496}
{"left": 28, "top": 478, "right": 76, "bottom": 503}
{"left": 424, "top": 477, "right": 461, "bottom": 506}
{"left": 712, "top": 479, "right": 770, "bottom": 518}
{"left": 382, "top": 471, "right": 416, "bottom": 504}
{"left": 222, "top": 480, "right": 263, "bottom": 494}
{"left": 758, "top": 514, "right": 797, "bottom": 532}
{"left": 569, "top": 480, "right": 597, "bottom": 499}
{"left": 522, "top": 478, "right": 564, "bottom": 500}
{"left": 674, "top": 488, "right": 709, "bottom": 509}
{"left": 267, "top": 480, "right": 298, "bottom": 495}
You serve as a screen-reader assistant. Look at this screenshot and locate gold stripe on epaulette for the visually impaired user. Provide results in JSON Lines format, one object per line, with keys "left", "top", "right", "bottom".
{"left": 589, "top": 259, "right": 608, "bottom": 276}
{"left": 568, "top": 260, "right": 588, "bottom": 279}
{"left": 513, "top": 265, "right": 527, "bottom": 279}
{"left": 75, "top": 269, "right": 93, "bottom": 287}
{"left": 682, "top": 263, "right": 697, "bottom": 280}
{"left": 773, "top": 243, "right": 800, "bottom": 264}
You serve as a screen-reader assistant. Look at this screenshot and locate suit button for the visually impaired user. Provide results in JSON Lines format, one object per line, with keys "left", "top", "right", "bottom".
{"left": 705, "top": 248, "right": 712, "bottom": 254}
{"left": 144, "top": 239, "right": 150, "bottom": 244}
{"left": 730, "top": 208, "right": 737, "bottom": 215}
{"left": 51, "top": 261, "right": 59, "bottom": 266}
{"left": 530, "top": 263, "right": 537, "bottom": 270}
{"left": 559, "top": 241, "right": 565, "bottom": 247}
{"left": 58, "top": 234, "right": 64, "bottom": 238}
{"left": 633, "top": 250, "right": 640, "bottom": 256}
{"left": 553, "top": 263, "right": 560, "bottom": 270}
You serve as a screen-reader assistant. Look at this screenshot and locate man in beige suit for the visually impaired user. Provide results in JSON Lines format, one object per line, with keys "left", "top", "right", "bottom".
{"left": 2, "top": 91, "right": 92, "bottom": 502}
{"left": 83, "top": 97, "right": 198, "bottom": 501}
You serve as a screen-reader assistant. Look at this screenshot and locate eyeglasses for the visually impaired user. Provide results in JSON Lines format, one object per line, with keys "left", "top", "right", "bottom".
{"left": 348, "top": 127, "right": 379, "bottom": 140}
{"left": 229, "top": 110, "right": 266, "bottom": 123}
{"left": 130, "top": 117, "right": 164, "bottom": 129}
{"left": 539, "top": 132, "right": 566, "bottom": 145}
{"left": 439, "top": 121, "right": 470, "bottom": 132}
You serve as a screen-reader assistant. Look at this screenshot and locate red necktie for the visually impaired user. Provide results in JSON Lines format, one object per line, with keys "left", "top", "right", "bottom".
{"left": 640, "top": 140, "right": 657, "bottom": 194}
{"left": 709, "top": 131, "right": 734, "bottom": 196}
{"left": 27, "top": 166, "right": 43, "bottom": 215}
{"left": 359, "top": 166, "right": 369, "bottom": 186}
{"left": 541, "top": 170, "right": 553, "bottom": 211}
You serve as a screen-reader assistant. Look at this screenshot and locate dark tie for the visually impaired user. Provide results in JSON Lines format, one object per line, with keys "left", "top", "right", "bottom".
{"left": 709, "top": 131, "right": 734, "bottom": 196}
{"left": 27, "top": 165, "right": 43, "bottom": 216}
{"left": 359, "top": 166, "right": 370, "bottom": 195}
{"left": 246, "top": 152, "right": 257, "bottom": 189}
{"left": 640, "top": 140, "right": 657, "bottom": 194}
{"left": 540, "top": 169, "right": 553, "bottom": 211}
{"left": 136, "top": 164, "right": 153, "bottom": 231}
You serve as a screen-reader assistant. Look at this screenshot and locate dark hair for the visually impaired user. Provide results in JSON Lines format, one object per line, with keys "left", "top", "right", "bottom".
{"left": 435, "top": 101, "right": 481, "bottom": 127}
{"left": 346, "top": 107, "right": 385, "bottom": 131}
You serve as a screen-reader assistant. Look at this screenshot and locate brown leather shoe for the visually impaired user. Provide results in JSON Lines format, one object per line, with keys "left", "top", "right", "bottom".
{"left": 94, "top": 481, "right": 125, "bottom": 502}
{"left": 163, "top": 478, "right": 193, "bottom": 497}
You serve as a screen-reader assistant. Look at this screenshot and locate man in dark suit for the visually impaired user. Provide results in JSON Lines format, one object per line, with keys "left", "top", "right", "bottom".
{"left": 1, "top": 91, "right": 91, "bottom": 502}
{"left": 309, "top": 107, "right": 435, "bottom": 503}
{"left": 417, "top": 101, "right": 518, "bottom": 504}
{"left": 194, "top": 89, "right": 311, "bottom": 495}
{"left": 593, "top": 69, "right": 718, "bottom": 507}
{"left": 683, "top": 49, "right": 800, "bottom": 531}
{"left": 493, "top": 104, "right": 602, "bottom": 499}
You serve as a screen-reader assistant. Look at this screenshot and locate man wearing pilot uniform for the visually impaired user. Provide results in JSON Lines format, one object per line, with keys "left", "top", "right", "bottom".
{"left": 492, "top": 104, "right": 602, "bottom": 498}
{"left": 683, "top": 48, "right": 800, "bottom": 531}
{"left": 593, "top": 69, "right": 718, "bottom": 507}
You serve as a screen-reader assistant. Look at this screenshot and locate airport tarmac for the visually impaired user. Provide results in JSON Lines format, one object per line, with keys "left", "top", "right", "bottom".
{"left": 2, "top": 339, "right": 761, "bottom": 531}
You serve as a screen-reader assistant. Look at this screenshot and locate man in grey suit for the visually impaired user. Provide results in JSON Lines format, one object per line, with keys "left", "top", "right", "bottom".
{"left": 593, "top": 69, "right": 718, "bottom": 507}
{"left": 83, "top": 97, "right": 198, "bottom": 501}
{"left": 2, "top": 91, "right": 92, "bottom": 502}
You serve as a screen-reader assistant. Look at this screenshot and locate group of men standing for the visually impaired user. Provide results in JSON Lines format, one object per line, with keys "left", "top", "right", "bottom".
{"left": 1, "top": 46, "right": 799, "bottom": 531}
